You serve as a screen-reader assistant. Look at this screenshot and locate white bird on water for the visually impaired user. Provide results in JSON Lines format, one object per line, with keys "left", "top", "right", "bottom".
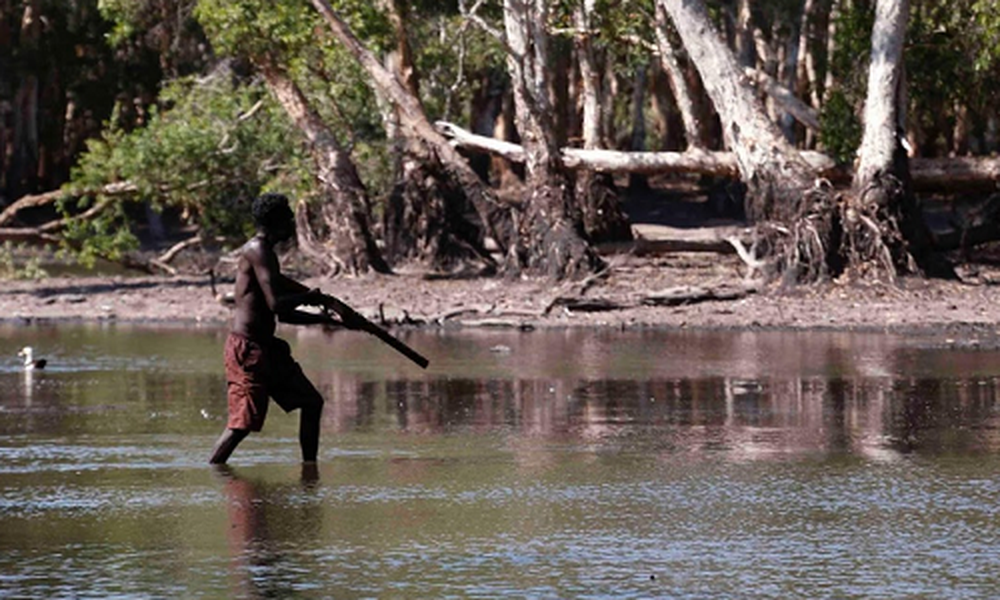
{"left": 18, "top": 346, "right": 47, "bottom": 370}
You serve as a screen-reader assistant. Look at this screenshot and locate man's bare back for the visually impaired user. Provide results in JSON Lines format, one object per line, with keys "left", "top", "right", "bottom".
{"left": 231, "top": 236, "right": 280, "bottom": 340}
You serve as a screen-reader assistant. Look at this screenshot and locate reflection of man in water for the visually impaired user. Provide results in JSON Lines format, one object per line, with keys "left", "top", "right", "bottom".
{"left": 210, "top": 193, "right": 355, "bottom": 465}
{"left": 215, "top": 464, "right": 320, "bottom": 597}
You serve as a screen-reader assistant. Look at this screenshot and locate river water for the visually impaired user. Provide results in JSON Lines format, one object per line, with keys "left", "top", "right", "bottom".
{"left": 2, "top": 323, "right": 1000, "bottom": 598}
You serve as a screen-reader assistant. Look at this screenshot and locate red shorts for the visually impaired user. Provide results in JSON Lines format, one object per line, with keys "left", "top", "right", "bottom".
{"left": 224, "top": 333, "right": 323, "bottom": 432}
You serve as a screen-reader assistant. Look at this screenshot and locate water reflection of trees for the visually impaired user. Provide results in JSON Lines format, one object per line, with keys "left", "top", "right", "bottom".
{"left": 310, "top": 369, "right": 1000, "bottom": 458}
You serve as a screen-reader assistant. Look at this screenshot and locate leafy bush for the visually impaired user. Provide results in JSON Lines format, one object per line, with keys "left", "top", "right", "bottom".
{"left": 67, "top": 70, "right": 309, "bottom": 262}
{"left": 0, "top": 242, "right": 48, "bottom": 280}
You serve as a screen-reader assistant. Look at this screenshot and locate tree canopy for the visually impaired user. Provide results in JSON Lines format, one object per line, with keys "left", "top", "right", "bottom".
{"left": 1, "top": 0, "right": 998, "bottom": 279}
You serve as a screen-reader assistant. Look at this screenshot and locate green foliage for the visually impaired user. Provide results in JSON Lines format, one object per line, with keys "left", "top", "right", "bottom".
{"left": 194, "top": 0, "right": 400, "bottom": 200}
{"left": 816, "top": 0, "right": 872, "bottom": 162}
{"left": 67, "top": 72, "right": 308, "bottom": 261}
{"left": 97, "top": 0, "right": 142, "bottom": 45}
{"left": 57, "top": 196, "right": 141, "bottom": 268}
{"left": 0, "top": 243, "right": 48, "bottom": 281}
{"left": 819, "top": 90, "right": 862, "bottom": 165}
{"left": 971, "top": 0, "right": 1000, "bottom": 72}
{"left": 196, "top": 0, "right": 391, "bottom": 63}
{"left": 902, "top": 0, "right": 1000, "bottom": 153}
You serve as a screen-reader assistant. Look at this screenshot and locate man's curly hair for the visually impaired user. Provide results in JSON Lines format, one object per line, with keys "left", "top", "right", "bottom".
{"left": 252, "top": 192, "right": 294, "bottom": 230}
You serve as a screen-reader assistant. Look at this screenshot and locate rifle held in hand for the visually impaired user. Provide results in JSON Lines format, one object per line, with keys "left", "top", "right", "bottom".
{"left": 323, "top": 296, "right": 429, "bottom": 369}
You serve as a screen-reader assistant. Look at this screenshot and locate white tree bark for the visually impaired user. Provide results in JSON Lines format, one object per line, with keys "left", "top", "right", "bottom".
{"left": 659, "top": 0, "right": 817, "bottom": 223}
{"left": 437, "top": 119, "right": 1000, "bottom": 189}
{"left": 853, "top": 0, "right": 909, "bottom": 188}
{"left": 573, "top": 0, "right": 602, "bottom": 150}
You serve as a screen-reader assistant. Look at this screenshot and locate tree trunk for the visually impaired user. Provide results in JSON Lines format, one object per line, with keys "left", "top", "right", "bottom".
{"left": 661, "top": 0, "right": 840, "bottom": 282}
{"left": 796, "top": 0, "right": 822, "bottom": 116}
{"left": 309, "top": 0, "right": 505, "bottom": 271}
{"left": 572, "top": 0, "right": 631, "bottom": 245}
{"left": 847, "top": 0, "right": 945, "bottom": 278}
{"left": 823, "top": 0, "right": 843, "bottom": 103}
{"left": 627, "top": 62, "right": 649, "bottom": 191}
{"left": 653, "top": 4, "right": 705, "bottom": 149}
{"left": 376, "top": 0, "right": 490, "bottom": 270}
{"left": 9, "top": 0, "right": 41, "bottom": 200}
{"left": 501, "top": 0, "right": 601, "bottom": 278}
{"left": 261, "top": 64, "right": 389, "bottom": 275}
{"left": 660, "top": 0, "right": 818, "bottom": 224}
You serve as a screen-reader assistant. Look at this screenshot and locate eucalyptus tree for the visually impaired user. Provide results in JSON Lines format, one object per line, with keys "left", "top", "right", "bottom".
{"left": 195, "top": 0, "right": 390, "bottom": 274}
{"left": 307, "top": 0, "right": 505, "bottom": 272}
{"left": 658, "top": 0, "right": 939, "bottom": 282}
{"left": 1, "top": 0, "right": 178, "bottom": 203}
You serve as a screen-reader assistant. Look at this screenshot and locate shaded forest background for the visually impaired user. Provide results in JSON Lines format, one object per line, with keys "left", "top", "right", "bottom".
{"left": 2, "top": 0, "right": 999, "bottom": 282}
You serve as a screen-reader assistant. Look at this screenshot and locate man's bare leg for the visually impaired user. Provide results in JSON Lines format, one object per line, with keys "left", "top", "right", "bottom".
{"left": 299, "top": 404, "right": 322, "bottom": 463}
{"left": 210, "top": 428, "right": 250, "bottom": 464}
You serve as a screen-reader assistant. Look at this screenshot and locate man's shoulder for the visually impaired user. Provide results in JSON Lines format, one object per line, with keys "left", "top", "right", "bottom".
{"left": 240, "top": 236, "right": 273, "bottom": 260}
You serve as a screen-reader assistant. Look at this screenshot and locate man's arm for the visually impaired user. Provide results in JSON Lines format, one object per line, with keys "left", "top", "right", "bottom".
{"left": 247, "top": 241, "right": 323, "bottom": 315}
{"left": 275, "top": 273, "right": 367, "bottom": 330}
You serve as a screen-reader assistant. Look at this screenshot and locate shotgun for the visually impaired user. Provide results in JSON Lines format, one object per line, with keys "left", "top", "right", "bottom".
{"left": 323, "top": 295, "right": 429, "bottom": 369}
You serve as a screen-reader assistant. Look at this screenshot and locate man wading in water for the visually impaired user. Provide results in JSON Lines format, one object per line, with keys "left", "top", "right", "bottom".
{"left": 210, "top": 192, "right": 358, "bottom": 465}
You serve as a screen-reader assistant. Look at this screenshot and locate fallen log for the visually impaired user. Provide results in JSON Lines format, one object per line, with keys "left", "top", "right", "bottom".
{"left": 437, "top": 121, "right": 1000, "bottom": 190}
{"left": 641, "top": 284, "right": 759, "bottom": 306}
{"left": 547, "top": 297, "right": 632, "bottom": 312}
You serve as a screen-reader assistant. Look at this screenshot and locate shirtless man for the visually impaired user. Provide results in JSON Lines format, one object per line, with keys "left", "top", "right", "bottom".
{"left": 209, "top": 192, "right": 355, "bottom": 465}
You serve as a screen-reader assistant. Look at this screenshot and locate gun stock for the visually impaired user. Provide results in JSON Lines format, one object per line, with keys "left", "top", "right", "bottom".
{"left": 326, "top": 297, "right": 429, "bottom": 369}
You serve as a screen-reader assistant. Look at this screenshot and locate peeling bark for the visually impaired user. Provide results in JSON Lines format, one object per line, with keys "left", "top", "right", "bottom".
{"left": 309, "top": 0, "right": 505, "bottom": 271}
{"left": 846, "top": 0, "right": 945, "bottom": 279}
{"left": 572, "top": 0, "right": 631, "bottom": 245}
{"left": 660, "top": 0, "right": 820, "bottom": 227}
{"left": 261, "top": 64, "right": 389, "bottom": 275}
{"left": 501, "top": 0, "right": 601, "bottom": 278}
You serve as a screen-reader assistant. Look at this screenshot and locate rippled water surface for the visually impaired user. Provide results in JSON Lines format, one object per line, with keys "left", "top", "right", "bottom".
{"left": 2, "top": 323, "right": 1000, "bottom": 598}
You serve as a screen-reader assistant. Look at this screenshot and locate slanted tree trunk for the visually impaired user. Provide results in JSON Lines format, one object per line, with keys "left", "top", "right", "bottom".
{"left": 260, "top": 63, "right": 389, "bottom": 275}
{"left": 377, "top": 0, "right": 479, "bottom": 270}
{"left": 502, "top": 0, "right": 602, "bottom": 278}
{"left": 572, "top": 0, "right": 631, "bottom": 245}
{"left": 661, "top": 0, "right": 835, "bottom": 281}
{"left": 660, "top": 0, "right": 819, "bottom": 222}
{"left": 309, "top": 0, "right": 505, "bottom": 272}
{"left": 653, "top": 4, "right": 705, "bottom": 150}
{"left": 847, "top": 0, "right": 944, "bottom": 279}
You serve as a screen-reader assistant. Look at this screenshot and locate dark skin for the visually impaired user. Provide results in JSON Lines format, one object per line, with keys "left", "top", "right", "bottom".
{"left": 209, "top": 209, "right": 352, "bottom": 465}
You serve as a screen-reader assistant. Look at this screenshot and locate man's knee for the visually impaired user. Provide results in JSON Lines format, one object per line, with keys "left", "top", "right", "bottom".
{"left": 302, "top": 391, "right": 324, "bottom": 413}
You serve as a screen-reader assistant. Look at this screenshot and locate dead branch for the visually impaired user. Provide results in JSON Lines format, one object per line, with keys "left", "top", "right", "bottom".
{"left": 0, "top": 181, "right": 137, "bottom": 227}
{"left": 0, "top": 197, "right": 115, "bottom": 245}
{"left": 157, "top": 234, "right": 204, "bottom": 265}
{"left": 743, "top": 67, "right": 821, "bottom": 131}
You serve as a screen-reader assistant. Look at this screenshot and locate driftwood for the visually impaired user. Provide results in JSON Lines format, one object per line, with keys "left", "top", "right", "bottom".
{"left": 641, "top": 284, "right": 759, "bottom": 306}
{"left": 547, "top": 296, "right": 632, "bottom": 312}
{"left": 437, "top": 121, "right": 1000, "bottom": 191}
